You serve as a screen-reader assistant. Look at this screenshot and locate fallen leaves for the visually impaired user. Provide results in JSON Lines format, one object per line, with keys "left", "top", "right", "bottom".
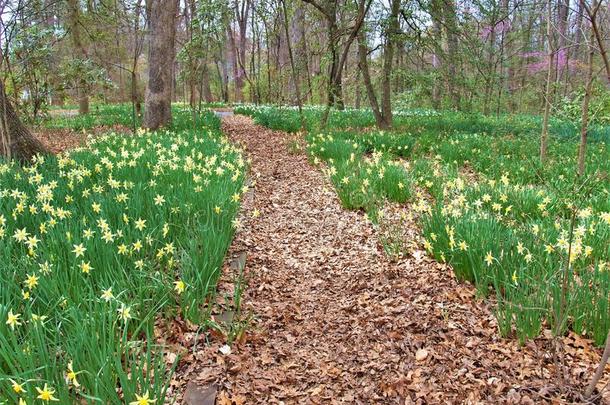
{"left": 34, "top": 124, "right": 132, "bottom": 154}
{"left": 172, "top": 115, "right": 606, "bottom": 404}
{"left": 217, "top": 391, "right": 246, "bottom": 405}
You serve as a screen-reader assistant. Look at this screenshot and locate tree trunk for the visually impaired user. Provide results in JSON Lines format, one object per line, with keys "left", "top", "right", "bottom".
{"left": 143, "top": 0, "right": 178, "bottom": 130}
{"left": 312, "top": 0, "right": 370, "bottom": 127}
{"left": 443, "top": 0, "right": 461, "bottom": 110}
{"left": 227, "top": 25, "right": 242, "bottom": 102}
{"left": 357, "top": 31, "right": 385, "bottom": 128}
{"left": 503, "top": 0, "right": 516, "bottom": 113}
{"left": 0, "top": 80, "right": 47, "bottom": 161}
{"left": 430, "top": 16, "right": 442, "bottom": 110}
{"left": 572, "top": 0, "right": 585, "bottom": 61}
{"left": 587, "top": 1, "right": 610, "bottom": 87}
{"left": 380, "top": 0, "right": 400, "bottom": 127}
{"left": 67, "top": 0, "right": 89, "bottom": 115}
{"left": 131, "top": 70, "right": 142, "bottom": 116}
{"left": 540, "top": 0, "right": 554, "bottom": 163}
{"left": 236, "top": 0, "right": 250, "bottom": 102}
{"left": 556, "top": 0, "right": 569, "bottom": 90}
{"left": 577, "top": 26, "right": 595, "bottom": 177}
{"left": 281, "top": 0, "right": 306, "bottom": 130}
{"left": 587, "top": 328, "right": 610, "bottom": 398}
{"left": 201, "top": 63, "right": 214, "bottom": 103}
{"left": 131, "top": 0, "right": 144, "bottom": 118}
{"left": 186, "top": 0, "right": 198, "bottom": 110}
{"left": 355, "top": 68, "right": 361, "bottom": 109}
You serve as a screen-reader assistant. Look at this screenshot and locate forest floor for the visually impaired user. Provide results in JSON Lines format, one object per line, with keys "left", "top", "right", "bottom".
{"left": 173, "top": 115, "right": 609, "bottom": 404}
{"left": 34, "top": 124, "right": 131, "bottom": 153}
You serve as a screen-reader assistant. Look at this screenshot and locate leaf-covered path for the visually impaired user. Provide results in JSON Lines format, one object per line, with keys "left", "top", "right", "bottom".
{"left": 181, "top": 115, "right": 604, "bottom": 404}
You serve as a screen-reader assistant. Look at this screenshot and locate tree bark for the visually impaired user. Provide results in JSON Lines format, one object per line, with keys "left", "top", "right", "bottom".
{"left": 586, "top": 0, "right": 609, "bottom": 87}
{"left": 281, "top": 0, "right": 306, "bottom": 130}
{"left": 236, "top": 0, "right": 250, "bottom": 102}
{"left": 442, "top": 0, "right": 461, "bottom": 110}
{"left": 357, "top": 31, "right": 385, "bottom": 128}
{"left": 130, "top": 0, "right": 144, "bottom": 121}
{"left": 66, "top": 0, "right": 89, "bottom": 115}
{"left": 430, "top": 13, "right": 442, "bottom": 110}
{"left": 572, "top": 0, "right": 585, "bottom": 61}
{"left": 304, "top": 0, "right": 371, "bottom": 127}
{"left": 143, "top": 0, "right": 178, "bottom": 130}
{"left": 540, "top": 0, "right": 554, "bottom": 163}
{"left": 380, "top": 0, "right": 400, "bottom": 126}
{"left": 586, "top": 329, "right": 610, "bottom": 398}
{"left": 577, "top": 24, "right": 595, "bottom": 177}
{"left": 0, "top": 80, "right": 47, "bottom": 161}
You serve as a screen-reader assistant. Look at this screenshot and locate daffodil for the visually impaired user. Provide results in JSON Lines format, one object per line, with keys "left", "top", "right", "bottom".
{"left": 13, "top": 227, "right": 29, "bottom": 242}
{"left": 25, "top": 235, "right": 40, "bottom": 250}
{"left": 31, "top": 313, "right": 48, "bottom": 324}
{"left": 36, "top": 384, "right": 59, "bottom": 401}
{"left": 174, "top": 280, "right": 186, "bottom": 294}
{"left": 102, "top": 231, "right": 114, "bottom": 243}
{"left": 134, "top": 218, "right": 147, "bottom": 231}
{"left": 6, "top": 309, "right": 22, "bottom": 330}
{"left": 130, "top": 391, "right": 156, "bottom": 405}
{"left": 101, "top": 287, "right": 114, "bottom": 302}
{"left": 484, "top": 251, "right": 494, "bottom": 266}
{"left": 10, "top": 379, "right": 25, "bottom": 394}
{"left": 25, "top": 274, "right": 39, "bottom": 290}
{"left": 80, "top": 261, "right": 93, "bottom": 274}
{"left": 118, "top": 304, "right": 132, "bottom": 321}
{"left": 423, "top": 239, "right": 433, "bottom": 252}
{"left": 154, "top": 194, "right": 165, "bottom": 206}
{"left": 39, "top": 261, "right": 52, "bottom": 274}
{"left": 65, "top": 361, "right": 80, "bottom": 387}
{"left": 72, "top": 243, "right": 86, "bottom": 258}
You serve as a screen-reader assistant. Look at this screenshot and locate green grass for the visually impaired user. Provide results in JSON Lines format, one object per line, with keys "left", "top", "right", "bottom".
{"left": 235, "top": 104, "right": 610, "bottom": 141}
{"left": 1, "top": 106, "right": 245, "bottom": 403}
{"left": 42, "top": 103, "right": 223, "bottom": 133}
{"left": 239, "top": 104, "right": 610, "bottom": 346}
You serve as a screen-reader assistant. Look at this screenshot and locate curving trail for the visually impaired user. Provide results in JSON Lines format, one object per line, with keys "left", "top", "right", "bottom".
{"left": 179, "top": 114, "right": 603, "bottom": 404}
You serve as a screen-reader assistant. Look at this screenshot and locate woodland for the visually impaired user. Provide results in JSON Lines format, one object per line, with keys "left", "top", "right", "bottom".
{"left": 0, "top": 0, "right": 610, "bottom": 403}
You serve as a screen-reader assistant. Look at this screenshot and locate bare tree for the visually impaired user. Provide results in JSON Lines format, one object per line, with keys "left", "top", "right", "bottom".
{"left": 577, "top": 0, "right": 600, "bottom": 177}
{"left": 358, "top": 0, "right": 400, "bottom": 129}
{"left": 302, "top": 0, "right": 372, "bottom": 127}
{"left": 280, "top": 0, "right": 305, "bottom": 129}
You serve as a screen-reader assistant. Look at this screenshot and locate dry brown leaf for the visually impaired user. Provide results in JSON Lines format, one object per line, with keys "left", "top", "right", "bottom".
{"left": 169, "top": 115, "right": 603, "bottom": 404}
